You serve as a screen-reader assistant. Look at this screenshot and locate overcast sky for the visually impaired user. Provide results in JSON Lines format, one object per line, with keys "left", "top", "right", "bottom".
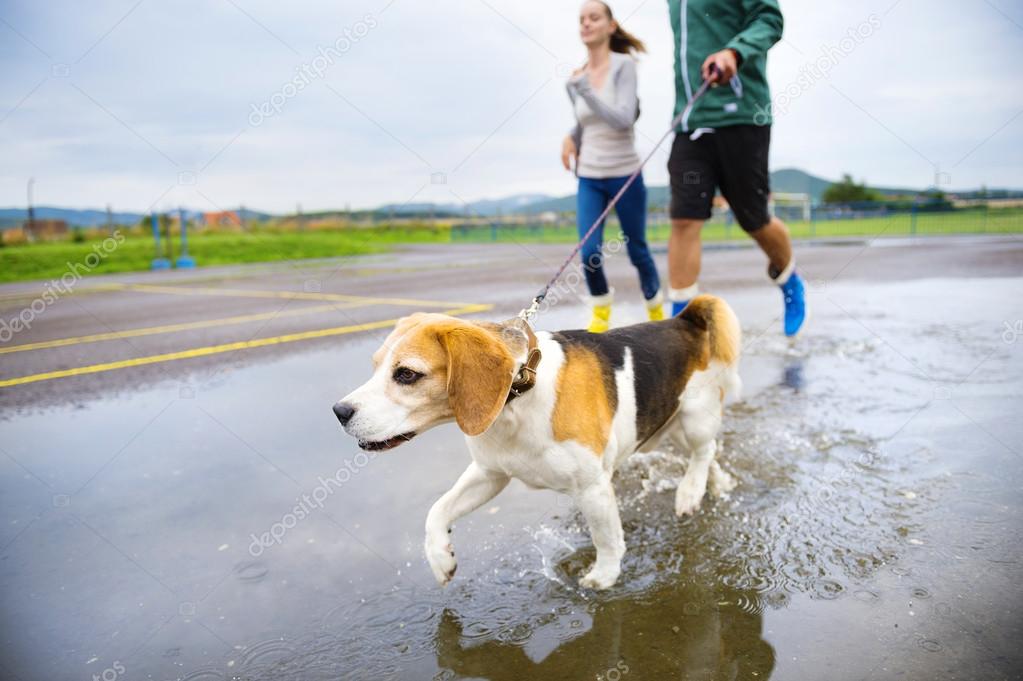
{"left": 0, "top": 0, "right": 1020, "bottom": 213}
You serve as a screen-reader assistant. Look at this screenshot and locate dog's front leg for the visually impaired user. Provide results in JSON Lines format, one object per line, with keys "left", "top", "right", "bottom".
{"left": 575, "top": 475, "right": 626, "bottom": 590}
{"left": 424, "top": 462, "right": 509, "bottom": 586}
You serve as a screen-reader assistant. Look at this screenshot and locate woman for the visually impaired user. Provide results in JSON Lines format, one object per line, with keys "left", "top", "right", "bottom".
{"left": 563, "top": 0, "right": 663, "bottom": 333}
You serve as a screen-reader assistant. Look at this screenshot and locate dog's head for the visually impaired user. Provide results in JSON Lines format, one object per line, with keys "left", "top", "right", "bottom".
{"left": 333, "top": 313, "right": 527, "bottom": 451}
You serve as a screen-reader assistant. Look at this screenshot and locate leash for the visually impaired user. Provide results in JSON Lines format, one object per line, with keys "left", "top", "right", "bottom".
{"left": 518, "top": 65, "right": 720, "bottom": 324}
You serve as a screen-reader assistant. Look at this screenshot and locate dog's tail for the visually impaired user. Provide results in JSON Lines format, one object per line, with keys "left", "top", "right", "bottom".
{"left": 679, "top": 294, "right": 742, "bottom": 397}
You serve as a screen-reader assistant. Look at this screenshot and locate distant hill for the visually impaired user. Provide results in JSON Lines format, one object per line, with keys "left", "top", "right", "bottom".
{"left": 513, "top": 168, "right": 1023, "bottom": 213}
{"left": 771, "top": 168, "right": 835, "bottom": 201}
{"left": 768, "top": 168, "right": 1022, "bottom": 202}
{"left": 3, "top": 169, "right": 1019, "bottom": 229}
{"left": 0, "top": 206, "right": 144, "bottom": 229}
{"left": 516, "top": 168, "right": 838, "bottom": 213}
{"left": 376, "top": 193, "right": 550, "bottom": 217}
{"left": 0, "top": 206, "right": 273, "bottom": 229}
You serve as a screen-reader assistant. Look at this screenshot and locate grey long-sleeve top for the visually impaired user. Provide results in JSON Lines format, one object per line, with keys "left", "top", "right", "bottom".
{"left": 566, "top": 51, "right": 642, "bottom": 178}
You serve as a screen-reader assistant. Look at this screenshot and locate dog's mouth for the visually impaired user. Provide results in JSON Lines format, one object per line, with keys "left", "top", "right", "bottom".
{"left": 357, "top": 432, "right": 417, "bottom": 451}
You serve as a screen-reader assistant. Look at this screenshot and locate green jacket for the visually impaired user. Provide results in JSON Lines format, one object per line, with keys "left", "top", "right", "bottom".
{"left": 668, "top": 0, "right": 783, "bottom": 131}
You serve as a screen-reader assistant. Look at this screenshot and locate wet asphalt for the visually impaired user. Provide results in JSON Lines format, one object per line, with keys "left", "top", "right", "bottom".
{"left": 1, "top": 235, "right": 1021, "bottom": 680}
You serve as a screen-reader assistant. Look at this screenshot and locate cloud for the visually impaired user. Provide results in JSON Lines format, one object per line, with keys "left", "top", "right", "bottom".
{"left": 0, "top": 0, "right": 1020, "bottom": 213}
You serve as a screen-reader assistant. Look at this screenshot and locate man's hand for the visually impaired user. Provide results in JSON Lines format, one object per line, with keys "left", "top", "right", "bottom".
{"left": 701, "top": 48, "right": 740, "bottom": 84}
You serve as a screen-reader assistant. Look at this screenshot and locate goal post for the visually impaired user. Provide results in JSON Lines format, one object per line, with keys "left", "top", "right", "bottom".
{"left": 770, "top": 192, "right": 812, "bottom": 223}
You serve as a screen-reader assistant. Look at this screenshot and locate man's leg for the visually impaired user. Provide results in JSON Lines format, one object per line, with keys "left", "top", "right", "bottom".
{"left": 668, "top": 218, "right": 703, "bottom": 315}
{"left": 717, "top": 125, "right": 807, "bottom": 336}
{"left": 748, "top": 215, "right": 806, "bottom": 337}
{"left": 749, "top": 215, "right": 792, "bottom": 276}
{"left": 666, "top": 133, "right": 716, "bottom": 316}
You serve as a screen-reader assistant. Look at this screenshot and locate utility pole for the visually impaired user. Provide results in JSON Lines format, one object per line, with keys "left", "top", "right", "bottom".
{"left": 240, "top": 204, "right": 248, "bottom": 231}
{"left": 106, "top": 203, "right": 114, "bottom": 235}
{"left": 297, "top": 203, "right": 304, "bottom": 232}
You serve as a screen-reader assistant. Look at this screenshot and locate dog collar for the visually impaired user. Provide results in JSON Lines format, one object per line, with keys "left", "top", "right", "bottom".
{"left": 507, "top": 323, "right": 541, "bottom": 402}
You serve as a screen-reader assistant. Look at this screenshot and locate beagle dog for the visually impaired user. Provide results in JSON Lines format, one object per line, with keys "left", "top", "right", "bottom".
{"left": 333, "top": 294, "right": 741, "bottom": 589}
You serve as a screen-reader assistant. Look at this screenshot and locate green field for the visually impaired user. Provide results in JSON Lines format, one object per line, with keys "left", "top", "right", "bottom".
{"left": 453, "top": 206, "right": 1023, "bottom": 243}
{"left": 0, "top": 227, "right": 446, "bottom": 283}
{"left": 1, "top": 208, "right": 1019, "bottom": 284}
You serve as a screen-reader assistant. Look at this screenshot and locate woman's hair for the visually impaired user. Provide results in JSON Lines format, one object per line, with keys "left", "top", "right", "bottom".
{"left": 595, "top": 1, "right": 646, "bottom": 54}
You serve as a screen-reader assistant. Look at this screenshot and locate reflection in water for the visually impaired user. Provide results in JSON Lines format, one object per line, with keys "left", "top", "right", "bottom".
{"left": 782, "top": 357, "right": 805, "bottom": 390}
{"left": 433, "top": 580, "right": 775, "bottom": 680}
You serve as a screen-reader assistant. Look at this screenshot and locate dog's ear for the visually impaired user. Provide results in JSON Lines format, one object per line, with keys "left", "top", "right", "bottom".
{"left": 440, "top": 324, "right": 515, "bottom": 436}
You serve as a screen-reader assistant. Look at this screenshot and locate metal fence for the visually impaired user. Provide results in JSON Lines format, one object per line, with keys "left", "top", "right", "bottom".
{"left": 451, "top": 201, "right": 1022, "bottom": 243}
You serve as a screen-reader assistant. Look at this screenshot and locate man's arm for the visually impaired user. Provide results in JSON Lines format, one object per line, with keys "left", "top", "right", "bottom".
{"left": 702, "top": 0, "right": 783, "bottom": 83}
{"left": 724, "top": 0, "right": 783, "bottom": 66}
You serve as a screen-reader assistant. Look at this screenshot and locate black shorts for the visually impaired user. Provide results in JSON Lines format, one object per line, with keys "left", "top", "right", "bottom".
{"left": 667, "top": 124, "right": 771, "bottom": 233}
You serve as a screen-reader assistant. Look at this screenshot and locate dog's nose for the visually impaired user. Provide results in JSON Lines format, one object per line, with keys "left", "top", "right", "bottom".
{"left": 333, "top": 402, "right": 356, "bottom": 426}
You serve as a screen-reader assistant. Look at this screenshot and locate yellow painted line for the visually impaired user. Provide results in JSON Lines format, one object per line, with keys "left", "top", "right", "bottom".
{"left": 0, "top": 303, "right": 493, "bottom": 388}
{"left": 122, "top": 283, "right": 480, "bottom": 309}
{"left": 0, "top": 302, "right": 366, "bottom": 355}
{"left": 0, "top": 282, "right": 128, "bottom": 303}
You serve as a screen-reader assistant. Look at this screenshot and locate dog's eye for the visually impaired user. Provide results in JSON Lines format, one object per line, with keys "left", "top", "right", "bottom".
{"left": 392, "top": 367, "right": 423, "bottom": 385}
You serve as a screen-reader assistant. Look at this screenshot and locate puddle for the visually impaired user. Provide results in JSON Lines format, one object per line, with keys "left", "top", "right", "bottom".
{"left": 2, "top": 277, "right": 1022, "bottom": 679}
{"left": 192, "top": 374, "right": 940, "bottom": 679}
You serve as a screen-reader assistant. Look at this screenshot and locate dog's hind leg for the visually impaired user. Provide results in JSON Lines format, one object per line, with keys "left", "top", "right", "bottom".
{"left": 575, "top": 474, "right": 626, "bottom": 590}
{"left": 674, "top": 377, "right": 725, "bottom": 516}
{"left": 667, "top": 424, "right": 732, "bottom": 497}
{"left": 675, "top": 439, "right": 715, "bottom": 516}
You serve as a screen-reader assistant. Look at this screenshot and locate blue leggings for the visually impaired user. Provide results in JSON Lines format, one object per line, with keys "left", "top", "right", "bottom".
{"left": 576, "top": 173, "right": 661, "bottom": 300}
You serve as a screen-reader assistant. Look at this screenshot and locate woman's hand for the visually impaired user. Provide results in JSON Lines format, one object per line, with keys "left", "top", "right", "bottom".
{"left": 561, "top": 135, "right": 577, "bottom": 171}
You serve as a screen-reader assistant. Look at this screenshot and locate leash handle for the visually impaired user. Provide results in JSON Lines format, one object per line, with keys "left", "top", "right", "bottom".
{"left": 518, "top": 65, "right": 720, "bottom": 323}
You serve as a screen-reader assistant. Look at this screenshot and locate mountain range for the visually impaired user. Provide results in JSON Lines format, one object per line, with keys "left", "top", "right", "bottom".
{"left": 2, "top": 168, "right": 1018, "bottom": 228}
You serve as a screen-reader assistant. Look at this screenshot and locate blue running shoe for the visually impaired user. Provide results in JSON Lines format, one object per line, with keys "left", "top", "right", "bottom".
{"left": 671, "top": 300, "right": 689, "bottom": 316}
{"left": 779, "top": 271, "right": 807, "bottom": 337}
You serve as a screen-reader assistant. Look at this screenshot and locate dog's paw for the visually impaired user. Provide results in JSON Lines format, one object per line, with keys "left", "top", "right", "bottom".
{"left": 425, "top": 539, "right": 457, "bottom": 586}
{"left": 579, "top": 565, "right": 620, "bottom": 590}
{"left": 674, "top": 481, "right": 706, "bottom": 517}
